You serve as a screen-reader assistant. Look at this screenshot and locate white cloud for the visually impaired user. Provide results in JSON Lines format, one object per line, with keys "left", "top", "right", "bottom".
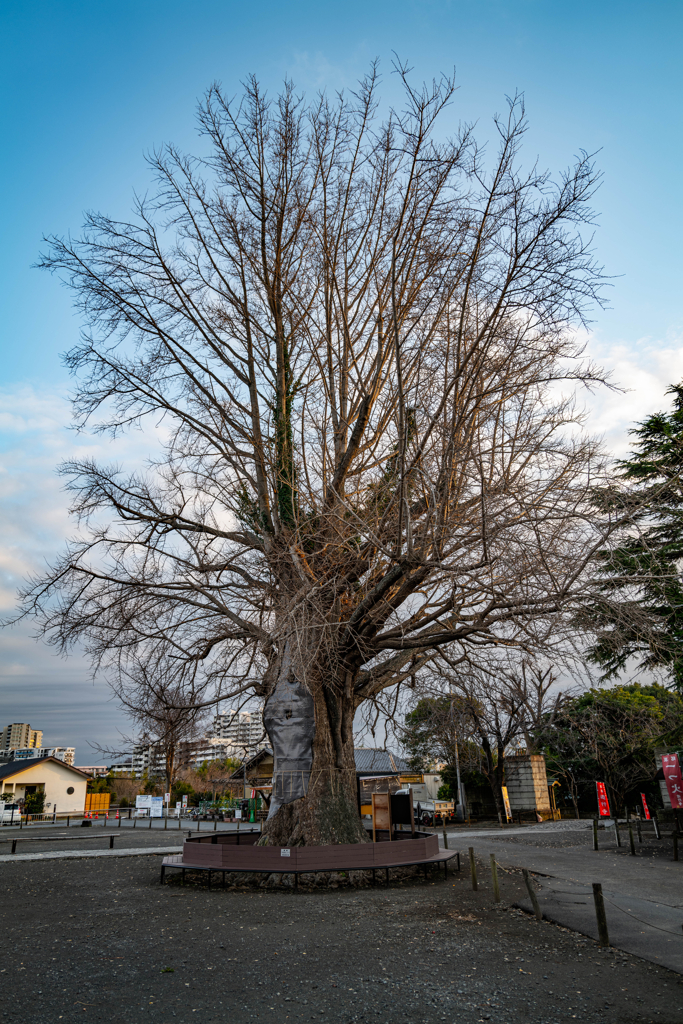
{"left": 583, "top": 332, "right": 683, "bottom": 458}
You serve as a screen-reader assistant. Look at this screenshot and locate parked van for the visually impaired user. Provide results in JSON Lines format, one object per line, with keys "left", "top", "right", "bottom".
{"left": 0, "top": 803, "right": 21, "bottom": 824}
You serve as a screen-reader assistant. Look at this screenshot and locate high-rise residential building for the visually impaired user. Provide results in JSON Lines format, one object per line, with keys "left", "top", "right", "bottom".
{"left": 210, "top": 708, "right": 267, "bottom": 757}
{"left": 131, "top": 744, "right": 166, "bottom": 777}
{"left": 0, "top": 723, "right": 43, "bottom": 751}
{"left": 12, "top": 747, "right": 75, "bottom": 766}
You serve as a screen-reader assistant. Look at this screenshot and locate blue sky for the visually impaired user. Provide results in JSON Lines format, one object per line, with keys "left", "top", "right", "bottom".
{"left": 1, "top": 0, "right": 681, "bottom": 761}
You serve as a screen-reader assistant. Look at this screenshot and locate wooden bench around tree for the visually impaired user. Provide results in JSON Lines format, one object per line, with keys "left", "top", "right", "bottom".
{"left": 159, "top": 830, "right": 457, "bottom": 888}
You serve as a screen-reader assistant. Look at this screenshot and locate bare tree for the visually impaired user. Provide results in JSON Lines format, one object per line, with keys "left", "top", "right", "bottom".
{"left": 112, "top": 667, "right": 208, "bottom": 792}
{"left": 16, "top": 64, "right": 612, "bottom": 846}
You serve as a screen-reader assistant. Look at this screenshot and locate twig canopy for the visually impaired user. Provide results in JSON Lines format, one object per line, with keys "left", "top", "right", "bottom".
{"left": 16, "top": 65, "right": 614, "bottom": 842}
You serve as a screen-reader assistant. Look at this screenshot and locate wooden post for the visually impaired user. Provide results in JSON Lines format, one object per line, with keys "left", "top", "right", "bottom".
{"left": 636, "top": 819, "right": 642, "bottom": 843}
{"left": 593, "top": 817, "right": 599, "bottom": 851}
{"left": 490, "top": 854, "right": 500, "bottom": 903}
{"left": 592, "top": 883, "right": 609, "bottom": 946}
{"left": 522, "top": 868, "right": 542, "bottom": 921}
{"left": 613, "top": 820, "right": 621, "bottom": 847}
{"left": 628, "top": 823, "right": 636, "bottom": 856}
{"left": 442, "top": 829, "right": 449, "bottom": 849}
{"left": 468, "top": 847, "right": 478, "bottom": 891}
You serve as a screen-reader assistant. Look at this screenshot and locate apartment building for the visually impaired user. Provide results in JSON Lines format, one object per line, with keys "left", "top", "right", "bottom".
{"left": 13, "top": 747, "right": 75, "bottom": 766}
{"left": 210, "top": 708, "right": 267, "bottom": 757}
{"left": 0, "top": 723, "right": 43, "bottom": 751}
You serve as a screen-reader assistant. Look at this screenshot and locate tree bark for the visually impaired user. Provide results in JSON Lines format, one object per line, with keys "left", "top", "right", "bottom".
{"left": 260, "top": 645, "right": 369, "bottom": 847}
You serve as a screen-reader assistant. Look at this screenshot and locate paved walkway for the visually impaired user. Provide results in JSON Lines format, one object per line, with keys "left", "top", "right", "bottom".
{"left": 443, "top": 827, "right": 683, "bottom": 974}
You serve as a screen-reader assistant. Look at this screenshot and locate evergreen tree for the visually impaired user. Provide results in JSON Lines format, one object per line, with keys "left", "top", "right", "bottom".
{"left": 587, "top": 384, "right": 683, "bottom": 689}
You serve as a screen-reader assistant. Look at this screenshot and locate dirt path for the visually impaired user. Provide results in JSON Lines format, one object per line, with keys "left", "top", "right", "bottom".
{"left": 1, "top": 854, "right": 681, "bottom": 1024}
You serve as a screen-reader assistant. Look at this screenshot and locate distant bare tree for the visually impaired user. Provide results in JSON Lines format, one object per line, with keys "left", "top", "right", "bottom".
{"left": 16, "top": 64, "right": 613, "bottom": 845}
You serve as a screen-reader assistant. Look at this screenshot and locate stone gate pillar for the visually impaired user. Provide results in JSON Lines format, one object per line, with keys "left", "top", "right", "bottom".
{"left": 505, "top": 753, "right": 552, "bottom": 818}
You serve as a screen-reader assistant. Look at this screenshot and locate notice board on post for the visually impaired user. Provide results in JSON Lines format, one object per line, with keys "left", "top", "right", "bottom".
{"left": 371, "top": 792, "right": 392, "bottom": 841}
{"left": 390, "top": 790, "right": 415, "bottom": 833}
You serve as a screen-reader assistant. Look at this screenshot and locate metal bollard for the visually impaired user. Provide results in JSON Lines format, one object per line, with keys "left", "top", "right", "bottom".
{"left": 522, "top": 869, "right": 542, "bottom": 921}
{"left": 442, "top": 829, "right": 448, "bottom": 850}
{"left": 214, "top": 819, "right": 217, "bottom": 831}
{"left": 490, "top": 854, "right": 500, "bottom": 903}
{"left": 592, "top": 883, "right": 609, "bottom": 946}
{"left": 593, "top": 818, "right": 599, "bottom": 851}
{"left": 468, "top": 847, "right": 478, "bottom": 891}
{"left": 628, "top": 824, "right": 636, "bottom": 856}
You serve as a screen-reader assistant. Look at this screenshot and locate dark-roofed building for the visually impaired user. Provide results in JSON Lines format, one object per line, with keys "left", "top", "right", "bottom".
{"left": 0, "top": 757, "right": 89, "bottom": 814}
{"left": 354, "top": 748, "right": 409, "bottom": 776}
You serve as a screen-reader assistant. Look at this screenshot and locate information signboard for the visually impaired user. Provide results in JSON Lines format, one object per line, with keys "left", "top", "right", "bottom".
{"left": 135, "top": 794, "right": 152, "bottom": 815}
{"left": 150, "top": 796, "right": 163, "bottom": 818}
{"left": 596, "top": 781, "right": 610, "bottom": 817}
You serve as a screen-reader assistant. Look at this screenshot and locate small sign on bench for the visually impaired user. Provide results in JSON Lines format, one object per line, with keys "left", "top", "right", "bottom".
{"left": 281, "top": 848, "right": 291, "bottom": 857}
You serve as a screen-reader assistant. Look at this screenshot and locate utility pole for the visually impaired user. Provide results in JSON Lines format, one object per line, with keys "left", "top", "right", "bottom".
{"left": 451, "top": 691, "right": 466, "bottom": 821}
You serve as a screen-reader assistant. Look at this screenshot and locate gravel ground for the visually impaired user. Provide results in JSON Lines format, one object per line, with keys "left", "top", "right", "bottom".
{"left": 1, "top": 854, "right": 682, "bottom": 1024}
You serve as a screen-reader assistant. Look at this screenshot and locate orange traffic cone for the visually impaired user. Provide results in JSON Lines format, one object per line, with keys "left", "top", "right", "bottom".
{"left": 95, "top": 813, "right": 99, "bottom": 820}
{"left": 115, "top": 810, "right": 119, "bottom": 819}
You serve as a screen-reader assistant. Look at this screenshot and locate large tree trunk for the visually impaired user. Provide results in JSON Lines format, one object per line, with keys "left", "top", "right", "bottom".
{"left": 260, "top": 644, "right": 368, "bottom": 847}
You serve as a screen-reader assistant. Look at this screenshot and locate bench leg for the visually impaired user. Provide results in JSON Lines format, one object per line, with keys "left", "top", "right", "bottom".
{"left": 222, "top": 871, "right": 226, "bottom": 889}
{"left": 371, "top": 869, "right": 376, "bottom": 887}
{"left": 160, "top": 865, "right": 165, "bottom": 885}
{"left": 182, "top": 868, "right": 186, "bottom": 886}
{"left": 208, "top": 870, "right": 212, "bottom": 890}
{"left": 385, "top": 867, "right": 389, "bottom": 886}
{"left": 294, "top": 872, "right": 298, "bottom": 891}
{"left": 444, "top": 860, "right": 448, "bottom": 881}
{"left": 109, "top": 835, "right": 114, "bottom": 849}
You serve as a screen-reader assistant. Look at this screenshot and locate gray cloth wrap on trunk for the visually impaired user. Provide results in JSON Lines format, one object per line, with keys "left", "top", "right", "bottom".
{"left": 263, "top": 656, "right": 315, "bottom": 819}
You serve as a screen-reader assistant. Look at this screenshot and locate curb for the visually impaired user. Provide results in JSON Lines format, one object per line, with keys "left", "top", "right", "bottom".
{"left": 0, "top": 846, "right": 183, "bottom": 863}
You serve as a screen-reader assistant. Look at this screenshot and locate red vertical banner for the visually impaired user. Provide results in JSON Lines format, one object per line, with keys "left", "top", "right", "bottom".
{"left": 596, "top": 781, "right": 611, "bottom": 817}
{"left": 640, "top": 793, "right": 651, "bottom": 820}
{"left": 662, "top": 753, "right": 683, "bottom": 809}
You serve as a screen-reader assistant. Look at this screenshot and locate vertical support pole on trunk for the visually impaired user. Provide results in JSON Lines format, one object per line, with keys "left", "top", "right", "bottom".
{"left": 490, "top": 854, "right": 500, "bottom": 903}
{"left": 593, "top": 817, "right": 599, "bottom": 851}
{"left": 592, "top": 883, "right": 609, "bottom": 946}
{"left": 468, "top": 847, "right": 477, "bottom": 891}
{"left": 522, "top": 869, "right": 542, "bottom": 921}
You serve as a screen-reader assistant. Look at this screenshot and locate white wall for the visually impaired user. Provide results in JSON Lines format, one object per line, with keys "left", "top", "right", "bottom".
{"left": 1, "top": 760, "right": 87, "bottom": 813}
